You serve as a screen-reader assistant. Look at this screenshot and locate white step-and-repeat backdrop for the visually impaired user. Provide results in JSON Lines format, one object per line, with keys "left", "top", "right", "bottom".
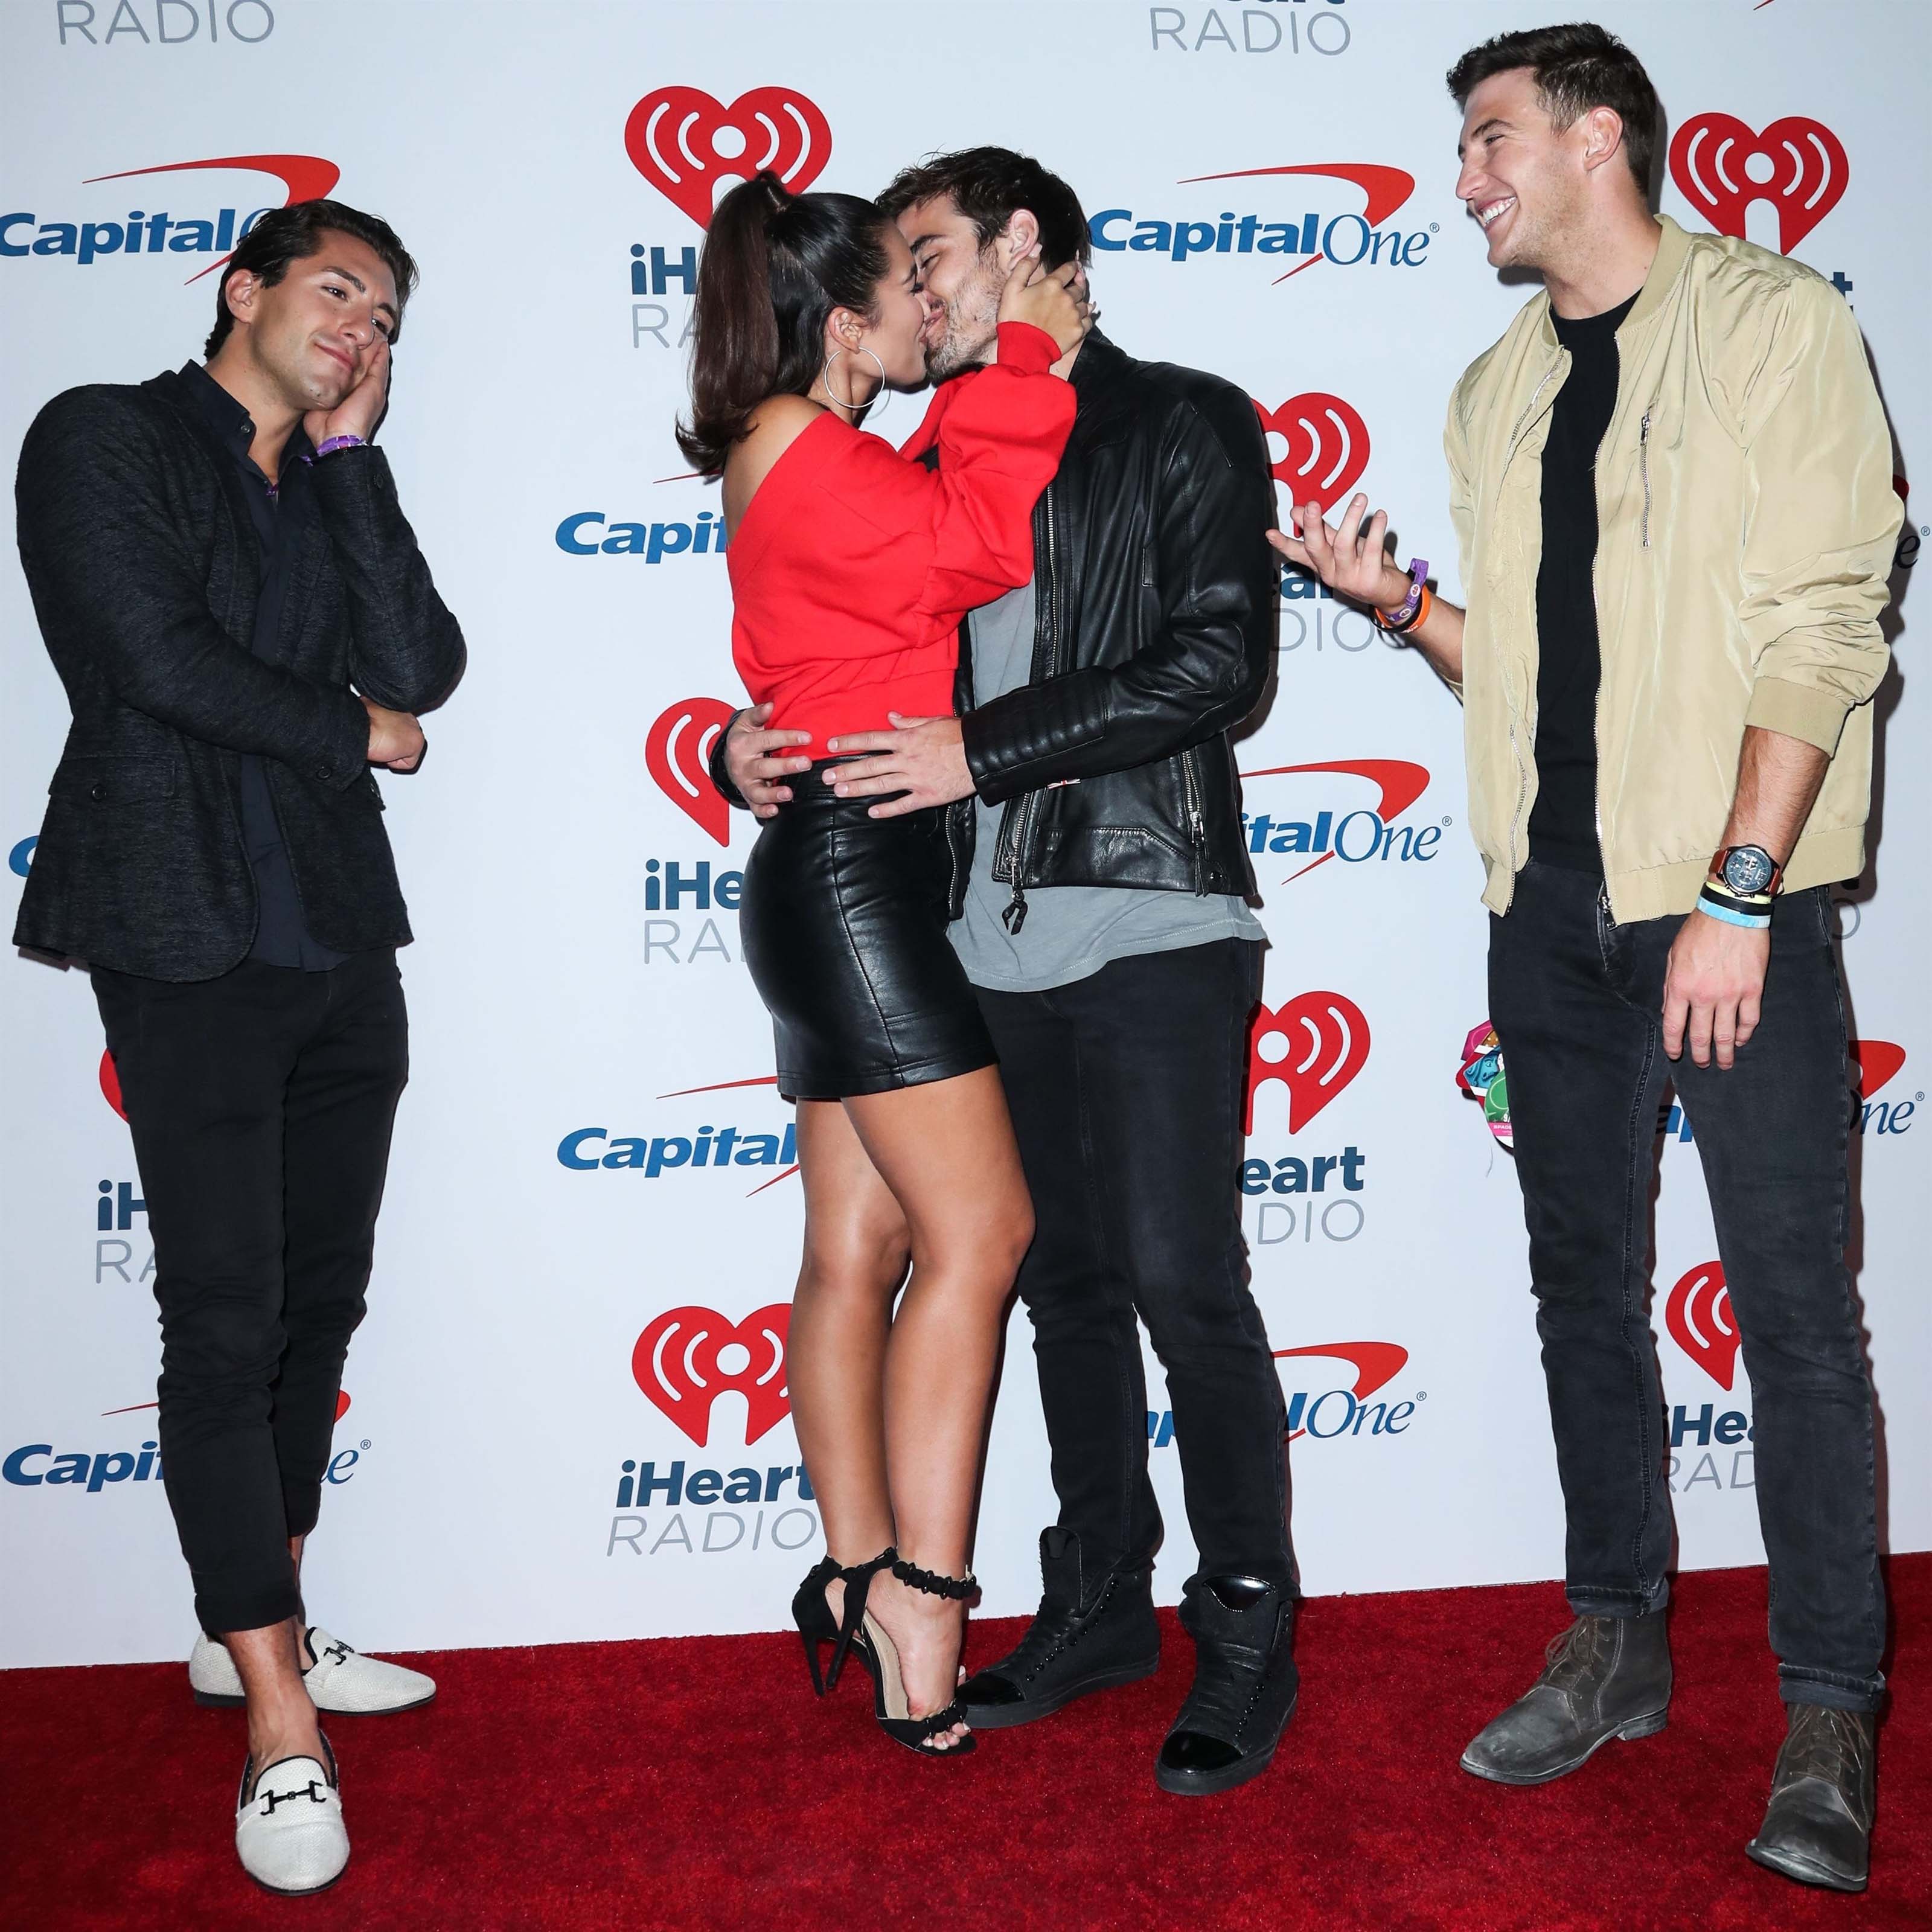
{"left": 2, "top": 0, "right": 1925, "bottom": 1667}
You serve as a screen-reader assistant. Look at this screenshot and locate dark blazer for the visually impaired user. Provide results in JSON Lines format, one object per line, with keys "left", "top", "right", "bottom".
{"left": 13, "top": 370, "right": 465, "bottom": 980}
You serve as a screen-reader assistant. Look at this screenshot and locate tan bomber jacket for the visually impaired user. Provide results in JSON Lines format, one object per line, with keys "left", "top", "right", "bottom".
{"left": 1445, "top": 215, "right": 1901, "bottom": 923}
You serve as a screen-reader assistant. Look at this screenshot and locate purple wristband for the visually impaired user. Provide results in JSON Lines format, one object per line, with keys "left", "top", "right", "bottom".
{"left": 1376, "top": 557, "right": 1429, "bottom": 632}
{"left": 309, "top": 434, "right": 368, "bottom": 460}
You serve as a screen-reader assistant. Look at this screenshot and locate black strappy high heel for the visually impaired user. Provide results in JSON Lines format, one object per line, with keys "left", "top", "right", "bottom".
{"left": 792, "top": 1553, "right": 880, "bottom": 1697}
{"left": 793, "top": 1553, "right": 843, "bottom": 1696}
{"left": 840, "top": 1552, "right": 980, "bottom": 1758}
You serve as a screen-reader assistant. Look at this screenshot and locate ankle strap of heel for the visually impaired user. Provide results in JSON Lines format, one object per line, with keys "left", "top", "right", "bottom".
{"left": 892, "top": 1558, "right": 978, "bottom": 1601}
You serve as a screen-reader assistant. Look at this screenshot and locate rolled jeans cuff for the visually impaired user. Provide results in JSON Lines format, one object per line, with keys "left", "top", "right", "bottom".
{"left": 197, "top": 1573, "right": 304, "bottom": 1640}
{"left": 1779, "top": 1668, "right": 1885, "bottom": 1715}
{"left": 284, "top": 1485, "right": 324, "bottom": 1543}
{"left": 1566, "top": 1581, "right": 1671, "bottom": 1619}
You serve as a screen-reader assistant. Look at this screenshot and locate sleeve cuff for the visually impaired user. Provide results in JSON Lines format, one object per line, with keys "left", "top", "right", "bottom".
{"left": 994, "top": 321, "right": 1059, "bottom": 375}
{"left": 1744, "top": 677, "right": 1850, "bottom": 755}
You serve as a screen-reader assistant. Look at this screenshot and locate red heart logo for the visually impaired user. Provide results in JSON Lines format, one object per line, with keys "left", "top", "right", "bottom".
{"left": 1850, "top": 1038, "right": 1905, "bottom": 1099}
{"left": 1665, "top": 1261, "right": 1741, "bottom": 1391}
{"left": 646, "top": 697, "right": 738, "bottom": 847}
{"left": 1252, "top": 394, "right": 1370, "bottom": 519}
{"left": 1246, "top": 991, "right": 1371, "bottom": 1133}
{"left": 633, "top": 1303, "right": 792, "bottom": 1447}
{"left": 100, "top": 1048, "right": 126, "bottom": 1121}
{"left": 1668, "top": 114, "right": 1848, "bottom": 252}
{"left": 624, "top": 86, "right": 832, "bottom": 229}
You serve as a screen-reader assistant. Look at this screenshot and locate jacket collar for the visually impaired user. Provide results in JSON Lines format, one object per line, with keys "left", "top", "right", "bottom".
{"left": 1532, "top": 213, "right": 1693, "bottom": 352}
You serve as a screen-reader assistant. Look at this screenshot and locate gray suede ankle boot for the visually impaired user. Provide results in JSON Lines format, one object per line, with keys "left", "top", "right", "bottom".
{"left": 1460, "top": 1612, "right": 1671, "bottom": 1785}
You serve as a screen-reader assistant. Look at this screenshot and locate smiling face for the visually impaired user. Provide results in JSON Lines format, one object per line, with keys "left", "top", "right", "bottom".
{"left": 222, "top": 229, "right": 400, "bottom": 412}
{"left": 838, "top": 222, "right": 930, "bottom": 390}
{"left": 1455, "top": 68, "right": 1595, "bottom": 273}
{"left": 894, "top": 194, "right": 1010, "bottom": 380}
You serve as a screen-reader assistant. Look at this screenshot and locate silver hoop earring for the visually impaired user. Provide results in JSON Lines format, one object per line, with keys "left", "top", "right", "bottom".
{"left": 824, "top": 345, "right": 889, "bottom": 421}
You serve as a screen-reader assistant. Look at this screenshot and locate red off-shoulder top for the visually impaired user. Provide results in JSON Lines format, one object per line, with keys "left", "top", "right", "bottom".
{"left": 724, "top": 321, "right": 1075, "bottom": 748}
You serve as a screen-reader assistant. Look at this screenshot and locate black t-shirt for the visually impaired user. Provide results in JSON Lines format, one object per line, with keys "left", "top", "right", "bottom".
{"left": 1528, "top": 293, "right": 1637, "bottom": 875}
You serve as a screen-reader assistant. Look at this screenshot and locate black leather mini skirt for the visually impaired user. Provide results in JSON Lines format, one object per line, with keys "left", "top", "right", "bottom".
{"left": 740, "top": 761, "right": 996, "bottom": 1102}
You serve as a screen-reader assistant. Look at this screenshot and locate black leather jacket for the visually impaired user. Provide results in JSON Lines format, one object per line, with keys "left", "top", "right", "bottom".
{"left": 714, "top": 331, "right": 1277, "bottom": 926}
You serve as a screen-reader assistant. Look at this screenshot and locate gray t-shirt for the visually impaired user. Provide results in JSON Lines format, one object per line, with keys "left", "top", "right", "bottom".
{"left": 950, "top": 578, "right": 1264, "bottom": 993}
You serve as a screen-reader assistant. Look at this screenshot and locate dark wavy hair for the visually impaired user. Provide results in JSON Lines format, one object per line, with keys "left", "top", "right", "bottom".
{"left": 676, "top": 173, "right": 894, "bottom": 475}
{"left": 206, "top": 197, "right": 418, "bottom": 358}
{"left": 1447, "top": 22, "right": 1659, "bottom": 195}
{"left": 876, "top": 146, "right": 1090, "bottom": 270}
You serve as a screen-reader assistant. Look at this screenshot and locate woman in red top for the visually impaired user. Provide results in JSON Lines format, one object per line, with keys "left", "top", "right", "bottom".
{"left": 679, "top": 174, "right": 1083, "bottom": 1758}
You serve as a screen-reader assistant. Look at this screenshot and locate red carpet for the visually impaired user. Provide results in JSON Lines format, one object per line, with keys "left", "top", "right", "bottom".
{"left": 3, "top": 1557, "right": 1927, "bottom": 1931}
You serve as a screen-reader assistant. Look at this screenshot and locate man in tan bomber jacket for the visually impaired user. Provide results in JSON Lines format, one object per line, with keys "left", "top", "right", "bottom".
{"left": 1274, "top": 23, "right": 1900, "bottom": 1897}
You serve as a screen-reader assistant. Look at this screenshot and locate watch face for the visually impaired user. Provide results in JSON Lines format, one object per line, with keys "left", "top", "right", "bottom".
{"left": 1722, "top": 847, "right": 1775, "bottom": 895}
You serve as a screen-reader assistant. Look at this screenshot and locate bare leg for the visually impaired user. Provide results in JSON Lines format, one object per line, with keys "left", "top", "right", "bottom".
{"left": 845, "top": 1067, "right": 1034, "bottom": 1742}
{"left": 227, "top": 1619, "right": 324, "bottom": 1788}
{"left": 788, "top": 1098, "right": 910, "bottom": 1629}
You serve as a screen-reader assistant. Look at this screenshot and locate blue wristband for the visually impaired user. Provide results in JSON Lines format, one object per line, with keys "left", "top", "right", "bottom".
{"left": 1697, "top": 892, "right": 1771, "bottom": 930}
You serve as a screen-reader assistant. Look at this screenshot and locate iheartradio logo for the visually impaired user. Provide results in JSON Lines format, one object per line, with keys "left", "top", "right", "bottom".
{"left": 1246, "top": 991, "right": 1370, "bottom": 1133}
{"left": 1669, "top": 114, "right": 1847, "bottom": 253}
{"left": 633, "top": 1303, "right": 791, "bottom": 1447}
{"left": 624, "top": 86, "right": 831, "bottom": 228}
{"left": 1253, "top": 393, "right": 1369, "bottom": 519}
{"left": 1665, "top": 1261, "right": 1739, "bottom": 1392}
{"left": 646, "top": 696, "right": 737, "bottom": 846}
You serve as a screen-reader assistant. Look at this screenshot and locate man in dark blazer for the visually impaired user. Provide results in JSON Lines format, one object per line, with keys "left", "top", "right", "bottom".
{"left": 14, "top": 197, "right": 464, "bottom": 1895}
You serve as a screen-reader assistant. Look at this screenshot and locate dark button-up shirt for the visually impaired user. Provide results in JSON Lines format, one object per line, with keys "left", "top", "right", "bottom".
{"left": 180, "top": 361, "right": 346, "bottom": 970}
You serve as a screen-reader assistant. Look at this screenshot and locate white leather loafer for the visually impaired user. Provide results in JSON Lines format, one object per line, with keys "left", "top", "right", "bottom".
{"left": 235, "top": 1741, "right": 348, "bottom": 1895}
{"left": 191, "top": 1625, "right": 437, "bottom": 1714}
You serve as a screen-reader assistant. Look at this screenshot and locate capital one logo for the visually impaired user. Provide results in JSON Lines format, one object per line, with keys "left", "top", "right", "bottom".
{"left": 2, "top": 155, "right": 341, "bottom": 281}
{"left": 633, "top": 1304, "right": 791, "bottom": 1446}
{"left": 100, "top": 1049, "right": 127, "bottom": 1120}
{"left": 624, "top": 87, "right": 831, "bottom": 228}
{"left": 1669, "top": 115, "right": 1847, "bottom": 252}
{"left": 1665, "top": 1261, "right": 1740, "bottom": 1391}
{"left": 1274, "top": 1340, "right": 1410, "bottom": 1441}
{"left": 1246, "top": 991, "right": 1369, "bottom": 1133}
{"left": 1253, "top": 394, "right": 1369, "bottom": 517}
{"left": 646, "top": 697, "right": 737, "bottom": 846}
{"left": 1853, "top": 1038, "right": 1905, "bottom": 1099}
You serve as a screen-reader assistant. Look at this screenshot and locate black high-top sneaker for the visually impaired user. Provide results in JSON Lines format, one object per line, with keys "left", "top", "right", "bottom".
{"left": 1747, "top": 1704, "right": 1876, "bottom": 1893}
{"left": 1154, "top": 1575, "right": 1298, "bottom": 1796}
{"left": 1460, "top": 1613, "right": 1671, "bottom": 1785}
{"left": 959, "top": 1527, "right": 1159, "bottom": 1730}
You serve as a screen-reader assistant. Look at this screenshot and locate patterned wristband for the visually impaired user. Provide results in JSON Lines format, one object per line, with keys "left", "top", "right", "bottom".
{"left": 310, "top": 434, "right": 368, "bottom": 459}
{"left": 1698, "top": 880, "right": 1772, "bottom": 929}
{"left": 1374, "top": 557, "right": 1430, "bottom": 631}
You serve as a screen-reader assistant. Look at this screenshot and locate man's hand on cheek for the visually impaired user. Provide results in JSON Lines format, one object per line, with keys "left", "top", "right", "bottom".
{"left": 823, "top": 714, "right": 974, "bottom": 817}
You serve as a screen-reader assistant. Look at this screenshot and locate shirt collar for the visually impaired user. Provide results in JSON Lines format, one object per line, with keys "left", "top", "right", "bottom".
{"left": 178, "top": 360, "right": 314, "bottom": 475}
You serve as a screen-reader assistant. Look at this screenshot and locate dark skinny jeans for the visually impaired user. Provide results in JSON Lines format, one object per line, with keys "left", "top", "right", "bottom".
{"left": 92, "top": 950, "right": 408, "bottom": 1636}
{"left": 976, "top": 938, "right": 1294, "bottom": 1589}
{"left": 1489, "top": 863, "right": 1883, "bottom": 1711}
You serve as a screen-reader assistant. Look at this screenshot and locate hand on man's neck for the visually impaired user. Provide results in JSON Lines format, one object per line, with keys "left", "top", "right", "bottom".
{"left": 1544, "top": 206, "right": 1663, "bottom": 321}
{"left": 203, "top": 339, "right": 303, "bottom": 484}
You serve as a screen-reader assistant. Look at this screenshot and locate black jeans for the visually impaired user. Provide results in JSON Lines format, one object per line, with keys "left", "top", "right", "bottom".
{"left": 92, "top": 951, "right": 408, "bottom": 1636}
{"left": 1490, "top": 863, "right": 1883, "bottom": 1711}
{"left": 975, "top": 938, "right": 1294, "bottom": 1587}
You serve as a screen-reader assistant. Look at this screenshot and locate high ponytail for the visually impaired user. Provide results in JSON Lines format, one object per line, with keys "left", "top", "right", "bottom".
{"left": 676, "top": 171, "right": 893, "bottom": 473}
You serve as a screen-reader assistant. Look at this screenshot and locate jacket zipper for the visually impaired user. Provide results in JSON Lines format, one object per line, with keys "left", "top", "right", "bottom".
{"left": 1498, "top": 351, "right": 1563, "bottom": 898}
{"left": 1639, "top": 409, "right": 1652, "bottom": 549}
{"left": 999, "top": 488, "right": 1060, "bottom": 934}
{"left": 1180, "top": 746, "right": 1208, "bottom": 894}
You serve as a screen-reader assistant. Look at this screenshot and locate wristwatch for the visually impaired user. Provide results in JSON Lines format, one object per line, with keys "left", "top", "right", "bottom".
{"left": 1711, "top": 844, "right": 1783, "bottom": 898}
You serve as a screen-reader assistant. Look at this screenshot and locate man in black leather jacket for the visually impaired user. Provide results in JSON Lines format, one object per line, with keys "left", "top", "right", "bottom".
{"left": 714, "top": 149, "right": 1297, "bottom": 1797}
